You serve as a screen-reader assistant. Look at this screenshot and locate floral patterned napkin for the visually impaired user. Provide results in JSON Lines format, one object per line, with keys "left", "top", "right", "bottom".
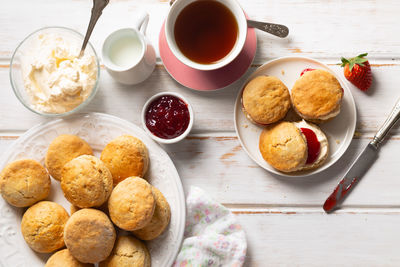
{"left": 173, "top": 186, "right": 247, "bottom": 267}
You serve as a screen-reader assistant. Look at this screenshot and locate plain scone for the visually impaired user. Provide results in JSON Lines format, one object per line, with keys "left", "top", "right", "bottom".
{"left": 100, "top": 135, "right": 149, "bottom": 185}
{"left": 99, "top": 236, "right": 151, "bottom": 267}
{"left": 132, "top": 186, "right": 171, "bottom": 240}
{"left": 21, "top": 201, "right": 69, "bottom": 253}
{"left": 45, "top": 134, "right": 93, "bottom": 181}
{"left": 108, "top": 177, "right": 155, "bottom": 231}
{"left": 259, "top": 121, "right": 308, "bottom": 172}
{"left": 64, "top": 209, "right": 116, "bottom": 264}
{"left": 242, "top": 76, "right": 291, "bottom": 125}
{"left": 61, "top": 155, "right": 113, "bottom": 208}
{"left": 45, "top": 249, "right": 94, "bottom": 267}
{"left": 0, "top": 159, "right": 50, "bottom": 207}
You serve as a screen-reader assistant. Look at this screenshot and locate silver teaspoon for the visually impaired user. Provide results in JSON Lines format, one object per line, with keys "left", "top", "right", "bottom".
{"left": 247, "top": 20, "right": 289, "bottom": 38}
{"left": 169, "top": 0, "right": 289, "bottom": 38}
{"left": 79, "top": 0, "right": 109, "bottom": 57}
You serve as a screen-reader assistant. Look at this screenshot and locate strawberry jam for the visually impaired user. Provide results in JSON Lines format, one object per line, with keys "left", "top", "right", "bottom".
{"left": 300, "top": 128, "right": 320, "bottom": 164}
{"left": 145, "top": 95, "right": 190, "bottom": 139}
{"left": 300, "top": 68, "right": 315, "bottom": 76}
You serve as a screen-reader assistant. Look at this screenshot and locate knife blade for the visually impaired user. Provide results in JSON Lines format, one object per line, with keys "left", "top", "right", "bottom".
{"left": 323, "top": 97, "right": 400, "bottom": 213}
{"left": 323, "top": 144, "right": 377, "bottom": 212}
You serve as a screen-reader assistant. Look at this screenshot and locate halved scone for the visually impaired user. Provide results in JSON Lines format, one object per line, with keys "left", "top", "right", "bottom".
{"left": 291, "top": 69, "right": 343, "bottom": 123}
{"left": 259, "top": 121, "right": 308, "bottom": 172}
{"left": 259, "top": 121, "right": 329, "bottom": 172}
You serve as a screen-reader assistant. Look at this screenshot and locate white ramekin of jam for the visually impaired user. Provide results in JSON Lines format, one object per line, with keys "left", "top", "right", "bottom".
{"left": 141, "top": 92, "right": 194, "bottom": 144}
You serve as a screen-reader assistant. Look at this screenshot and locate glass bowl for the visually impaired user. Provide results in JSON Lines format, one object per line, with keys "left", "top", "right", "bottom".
{"left": 9, "top": 27, "right": 100, "bottom": 117}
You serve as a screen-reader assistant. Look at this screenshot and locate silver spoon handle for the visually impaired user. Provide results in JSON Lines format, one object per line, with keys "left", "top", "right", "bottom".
{"left": 370, "top": 97, "right": 400, "bottom": 148}
{"left": 80, "top": 0, "right": 109, "bottom": 57}
{"left": 247, "top": 20, "right": 289, "bottom": 38}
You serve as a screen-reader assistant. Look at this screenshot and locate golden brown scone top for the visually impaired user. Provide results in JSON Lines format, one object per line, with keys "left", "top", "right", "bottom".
{"left": 61, "top": 155, "right": 113, "bottom": 208}
{"left": 21, "top": 201, "right": 69, "bottom": 253}
{"left": 100, "top": 135, "right": 149, "bottom": 185}
{"left": 132, "top": 186, "right": 171, "bottom": 241}
{"left": 99, "top": 235, "right": 151, "bottom": 267}
{"left": 45, "top": 134, "right": 93, "bottom": 181}
{"left": 108, "top": 177, "right": 155, "bottom": 231}
{"left": 0, "top": 159, "right": 50, "bottom": 207}
{"left": 291, "top": 70, "right": 343, "bottom": 120}
{"left": 242, "top": 76, "right": 291, "bottom": 125}
{"left": 64, "top": 208, "right": 116, "bottom": 264}
{"left": 45, "top": 249, "right": 94, "bottom": 267}
{"left": 259, "top": 122, "right": 308, "bottom": 172}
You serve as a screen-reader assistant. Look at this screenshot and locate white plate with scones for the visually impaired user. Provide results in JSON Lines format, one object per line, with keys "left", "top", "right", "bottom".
{"left": 0, "top": 113, "right": 185, "bottom": 266}
{"left": 234, "top": 56, "right": 357, "bottom": 177}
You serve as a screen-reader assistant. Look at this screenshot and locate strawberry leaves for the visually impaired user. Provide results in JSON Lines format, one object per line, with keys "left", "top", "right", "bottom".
{"left": 340, "top": 53, "right": 369, "bottom": 72}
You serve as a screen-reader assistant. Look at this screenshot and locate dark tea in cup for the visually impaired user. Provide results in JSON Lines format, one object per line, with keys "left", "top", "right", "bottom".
{"left": 174, "top": 0, "right": 238, "bottom": 65}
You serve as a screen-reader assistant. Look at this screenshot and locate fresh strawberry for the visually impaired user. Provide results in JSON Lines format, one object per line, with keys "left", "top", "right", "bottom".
{"left": 340, "top": 53, "right": 372, "bottom": 91}
{"left": 300, "top": 68, "right": 315, "bottom": 76}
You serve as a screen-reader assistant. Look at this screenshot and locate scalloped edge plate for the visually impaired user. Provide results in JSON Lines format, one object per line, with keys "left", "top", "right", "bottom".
{"left": 0, "top": 112, "right": 185, "bottom": 267}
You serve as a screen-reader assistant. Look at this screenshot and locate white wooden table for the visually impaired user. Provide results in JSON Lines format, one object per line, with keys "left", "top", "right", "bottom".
{"left": 1, "top": 0, "right": 400, "bottom": 266}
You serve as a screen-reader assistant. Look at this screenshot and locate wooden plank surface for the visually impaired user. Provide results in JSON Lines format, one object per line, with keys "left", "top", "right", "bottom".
{"left": 1, "top": 64, "right": 400, "bottom": 134}
{"left": 1, "top": 0, "right": 400, "bottom": 61}
{"left": 1, "top": 0, "right": 400, "bottom": 266}
{"left": 1, "top": 136, "right": 400, "bottom": 208}
{"left": 238, "top": 209, "right": 400, "bottom": 267}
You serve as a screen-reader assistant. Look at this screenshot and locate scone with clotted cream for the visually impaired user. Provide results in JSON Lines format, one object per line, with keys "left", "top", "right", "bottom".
{"left": 259, "top": 121, "right": 308, "bottom": 172}
{"left": 259, "top": 120, "right": 329, "bottom": 172}
{"left": 291, "top": 69, "right": 343, "bottom": 123}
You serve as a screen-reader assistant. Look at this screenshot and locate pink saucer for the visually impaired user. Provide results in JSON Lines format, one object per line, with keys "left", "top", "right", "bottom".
{"left": 159, "top": 22, "right": 257, "bottom": 91}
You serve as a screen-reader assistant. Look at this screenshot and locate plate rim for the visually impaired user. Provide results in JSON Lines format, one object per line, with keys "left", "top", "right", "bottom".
{"left": 0, "top": 112, "right": 186, "bottom": 266}
{"left": 233, "top": 56, "right": 357, "bottom": 178}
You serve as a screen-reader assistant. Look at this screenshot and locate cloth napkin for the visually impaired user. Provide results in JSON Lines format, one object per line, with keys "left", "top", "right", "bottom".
{"left": 173, "top": 186, "right": 247, "bottom": 267}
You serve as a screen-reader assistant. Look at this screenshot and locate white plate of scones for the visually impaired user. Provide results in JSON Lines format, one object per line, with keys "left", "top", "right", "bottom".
{"left": 0, "top": 113, "right": 185, "bottom": 267}
{"left": 234, "top": 56, "right": 357, "bottom": 177}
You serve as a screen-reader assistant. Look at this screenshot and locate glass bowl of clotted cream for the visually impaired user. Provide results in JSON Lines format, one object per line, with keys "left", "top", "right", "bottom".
{"left": 10, "top": 27, "right": 100, "bottom": 117}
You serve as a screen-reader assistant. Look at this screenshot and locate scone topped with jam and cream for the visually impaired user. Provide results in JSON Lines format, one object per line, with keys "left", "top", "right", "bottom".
{"left": 242, "top": 76, "right": 291, "bottom": 125}
{"left": 259, "top": 122, "right": 308, "bottom": 172}
{"left": 259, "top": 120, "right": 329, "bottom": 172}
{"left": 294, "top": 120, "right": 329, "bottom": 171}
{"left": 291, "top": 69, "right": 343, "bottom": 123}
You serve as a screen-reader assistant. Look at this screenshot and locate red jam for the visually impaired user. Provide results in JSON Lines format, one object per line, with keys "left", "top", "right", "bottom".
{"left": 145, "top": 95, "right": 190, "bottom": 139}
{"left": 300, "top": 128, "right": 320, "bottom": 164}
{"left": 300, "top": 68, "right": 315, "bottom": 76}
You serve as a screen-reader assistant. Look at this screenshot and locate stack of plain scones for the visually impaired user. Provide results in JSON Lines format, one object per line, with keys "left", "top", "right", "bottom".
{"left": 242, "top": 69, "right": 343, "bottom": 172}
{"left": 0, "top": 134, "right": 171, "bottom": 266}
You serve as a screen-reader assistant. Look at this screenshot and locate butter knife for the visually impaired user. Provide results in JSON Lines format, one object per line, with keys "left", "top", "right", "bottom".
{"left": 323, "top": 97, "right": 400, "bottom": 213}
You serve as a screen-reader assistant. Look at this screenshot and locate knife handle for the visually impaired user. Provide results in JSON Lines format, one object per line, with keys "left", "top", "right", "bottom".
{"left": 371, "top": 97, "right": 400, "bottom": 148}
